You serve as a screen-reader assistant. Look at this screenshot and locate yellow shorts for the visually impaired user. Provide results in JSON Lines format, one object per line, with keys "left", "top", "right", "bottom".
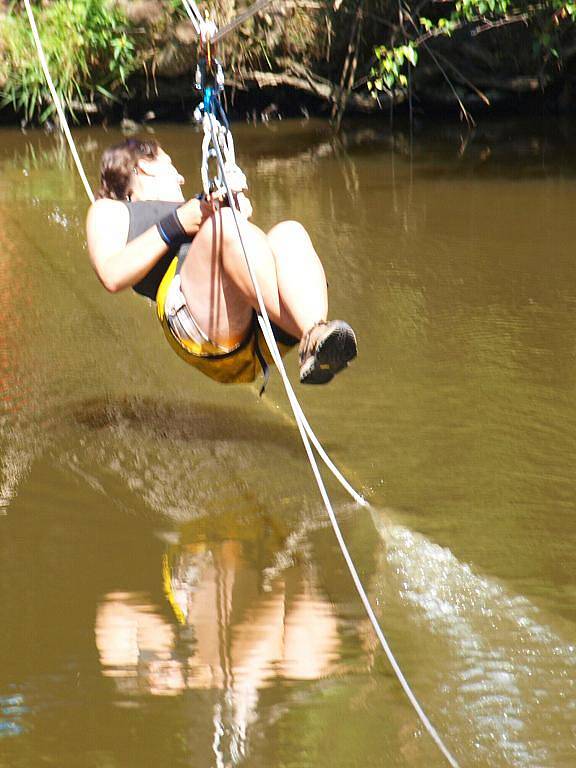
{"left": 156, "top": 257, "right": 298, "bottom": 384}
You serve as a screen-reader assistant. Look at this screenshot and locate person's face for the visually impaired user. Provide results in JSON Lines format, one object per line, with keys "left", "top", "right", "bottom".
{"left": 135, "top": 148, "right": 185, "bottom": 202}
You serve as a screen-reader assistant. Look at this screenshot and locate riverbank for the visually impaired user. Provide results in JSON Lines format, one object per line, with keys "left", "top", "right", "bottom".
{"left": 2, "top": 0, "right": 576, "bottom": 128}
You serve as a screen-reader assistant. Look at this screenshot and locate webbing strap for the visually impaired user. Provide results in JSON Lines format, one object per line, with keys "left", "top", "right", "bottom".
{"left": 253, "top": 330, "right": 271, "bottom": 396}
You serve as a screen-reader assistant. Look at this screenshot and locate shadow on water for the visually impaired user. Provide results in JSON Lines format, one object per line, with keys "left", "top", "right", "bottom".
{"left": 1, "top": 393, "right": 318, "bottom": 528}
{"left": 71, "top": 395, "right": 300, "bottom": 448}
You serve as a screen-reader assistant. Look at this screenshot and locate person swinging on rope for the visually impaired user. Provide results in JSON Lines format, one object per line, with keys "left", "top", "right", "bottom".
{"left": 86, "top": 137, "right": 357, "bottom": 385}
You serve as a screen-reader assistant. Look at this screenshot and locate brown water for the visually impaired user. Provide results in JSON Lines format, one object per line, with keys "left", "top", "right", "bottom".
{"left": 0, "top": 118, "right": 575, "bottom": 767}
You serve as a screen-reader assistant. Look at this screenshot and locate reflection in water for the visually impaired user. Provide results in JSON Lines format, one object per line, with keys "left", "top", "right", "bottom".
{"left": 95, "top": 538, "right": 339, "bottom": 765}
{"left": 0, "top": 694, "right": 27, "bottom": 738}
{"left": 0, "top": 437, "right": 34, "bottom": 516}
{"left": 0, "top": 133, "right": 101, "bottom": 203}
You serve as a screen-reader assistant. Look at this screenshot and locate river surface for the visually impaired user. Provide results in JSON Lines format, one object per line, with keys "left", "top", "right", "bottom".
{"left": 0, "top": 117, "right": 575, "bottom": 767}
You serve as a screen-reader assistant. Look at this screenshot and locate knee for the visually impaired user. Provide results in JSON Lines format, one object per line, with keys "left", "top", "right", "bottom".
{"left": 268, "top": 221, "right": 320, "bottom": 269}
{"left": 268, "top": 220, "right": 311, "bottom": 246}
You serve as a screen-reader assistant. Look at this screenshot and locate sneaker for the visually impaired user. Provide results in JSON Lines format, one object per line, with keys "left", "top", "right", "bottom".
{"left": 299, "top": 320, "right": 357, "bottom": 385}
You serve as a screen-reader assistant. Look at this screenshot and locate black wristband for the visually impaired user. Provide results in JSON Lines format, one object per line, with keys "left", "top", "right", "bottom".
{"left": 156, "top": 210, "right": 188, "bottom": 248}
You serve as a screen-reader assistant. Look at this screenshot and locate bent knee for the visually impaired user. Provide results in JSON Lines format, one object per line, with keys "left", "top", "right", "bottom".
{"left": 268, "top": 220, "right": 309, "bottom": 241}
{"left": 268, "top": 221, "right": 314, "bottom": 255}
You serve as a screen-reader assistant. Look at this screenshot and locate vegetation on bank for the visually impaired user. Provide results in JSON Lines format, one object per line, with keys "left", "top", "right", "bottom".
{"left": 1, "top": 0, "right": 576, "bottom": 125}
{"left": 0, "top": 0, "right": 139, "bottom": 123}
{"left": 370, "top": 0, "right": 576, "bottom": 122}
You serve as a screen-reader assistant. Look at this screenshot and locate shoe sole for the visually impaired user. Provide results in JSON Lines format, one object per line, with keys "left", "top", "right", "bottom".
{"left": 300, "top": 323, "right": 357, "bottom": 385}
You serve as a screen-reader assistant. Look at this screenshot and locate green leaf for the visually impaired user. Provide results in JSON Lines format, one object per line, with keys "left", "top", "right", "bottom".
{"left": 405, "top": 45, "right": 417, "bottom": 67}
{"left": 39, "top": 102, "right": 56, "bottom": 123}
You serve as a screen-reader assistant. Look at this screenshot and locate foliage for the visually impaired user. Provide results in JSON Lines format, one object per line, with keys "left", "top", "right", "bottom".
{"left": 0, "top": 0, "right": 138, "bottom": 124}
{"left": 1, "top": 0, "right": 576, "bottom": 123}
{"left": 369, "top": 1, "right": 576, "bottom": 104}
{"left": 369, "top": 42, "right": 418, "bottom": 92}
{"left": 216, "top": 0, "right": 320, "bottom": 73}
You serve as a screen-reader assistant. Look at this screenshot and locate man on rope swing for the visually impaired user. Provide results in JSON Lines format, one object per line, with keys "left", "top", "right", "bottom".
{"left": 86, "top": 137, "right": 357, "bottom": 386}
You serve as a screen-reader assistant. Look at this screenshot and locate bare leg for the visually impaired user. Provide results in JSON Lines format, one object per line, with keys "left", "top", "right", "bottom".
{"left": 179, "top": 207, "right": 280, "bottom": 348}
{"left": 266, "top": 220, "right": 328, "bottom": 335}
{"left": 179, "top": 208, "right": 356, "bottom": 383}
{"left": 179, "top": 209, "right": 325, "bottom": 347}
{"left": 268, "top": 221, "right": 357, "bottom": 385}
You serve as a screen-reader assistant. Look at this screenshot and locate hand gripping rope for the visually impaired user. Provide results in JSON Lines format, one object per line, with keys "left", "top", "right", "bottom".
{"left": 23, "top": 0, "right": 459, "bottom": 764}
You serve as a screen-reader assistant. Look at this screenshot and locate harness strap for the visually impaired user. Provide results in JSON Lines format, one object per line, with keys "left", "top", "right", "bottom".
{"left": 253, "top": 328, "right": 270, "bottom": 396}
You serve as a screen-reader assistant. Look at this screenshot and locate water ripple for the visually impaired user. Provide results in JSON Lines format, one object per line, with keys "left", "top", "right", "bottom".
{"left": 371, "top": 511, "right": 575, "bottom": 767}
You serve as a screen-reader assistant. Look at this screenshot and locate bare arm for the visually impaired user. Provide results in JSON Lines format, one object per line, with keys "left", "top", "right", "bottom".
{"left": 86, "top": 197, "right": 206, "bottom": 293}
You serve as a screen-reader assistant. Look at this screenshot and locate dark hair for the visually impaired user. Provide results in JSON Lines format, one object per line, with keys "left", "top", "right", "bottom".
{"left": 97, "top": 137, "right": 160, "bottom": 200}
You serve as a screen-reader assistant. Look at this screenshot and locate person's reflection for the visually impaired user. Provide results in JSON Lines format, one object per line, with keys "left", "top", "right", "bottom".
{"left": 95, "top": 538, "right": 340, "bottom": 756}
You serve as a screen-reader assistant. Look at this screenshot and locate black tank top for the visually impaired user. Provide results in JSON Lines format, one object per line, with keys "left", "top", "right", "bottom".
{"left": 124, "top": 201, "right": 193, "bottom": 301}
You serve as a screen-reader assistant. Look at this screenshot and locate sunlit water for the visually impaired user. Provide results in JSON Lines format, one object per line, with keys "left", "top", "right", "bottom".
{"left": 0, "top": 118, "right": 575, "bottom": 767}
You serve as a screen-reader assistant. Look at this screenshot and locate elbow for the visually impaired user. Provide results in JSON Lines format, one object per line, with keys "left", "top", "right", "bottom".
{"left": 91, "top": 261, "right": 124, "bottom": 293}
{"left": 99, "top": 274, "right": 124, "bottom": 294}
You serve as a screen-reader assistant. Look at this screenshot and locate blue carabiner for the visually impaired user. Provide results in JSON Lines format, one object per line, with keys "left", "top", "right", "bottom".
{"left": 204, "top": 86, "right": 213, "bottom": 114}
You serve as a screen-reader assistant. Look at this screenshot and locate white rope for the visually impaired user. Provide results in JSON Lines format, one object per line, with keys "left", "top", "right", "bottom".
{"left": 180, "top": 0, "right": 203, "bottom": 36}
{"left": 208, "top": 113, "right": 459, "bottom": 768}
{"left": 23, "top": 0, "right": 459, "bottom": 759}
{"left": 275, "top": 375, "right": 367, "bottom": 506}
{"left": 23, "top": 0, "right": 95, "bottom": 204}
